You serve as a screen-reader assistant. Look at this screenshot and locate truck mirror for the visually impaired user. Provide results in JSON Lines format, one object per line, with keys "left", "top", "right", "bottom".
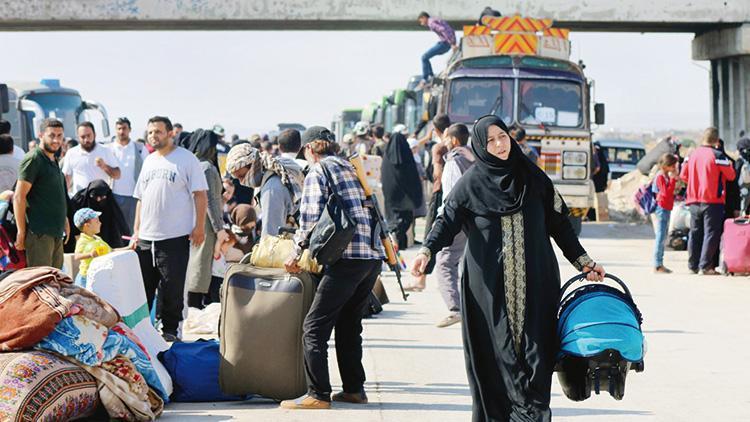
{"left": 0, "top": 84, "right": 8, "bottom": 114}
{"left": 594, "top": 103, "right": 605, "bottom": 125}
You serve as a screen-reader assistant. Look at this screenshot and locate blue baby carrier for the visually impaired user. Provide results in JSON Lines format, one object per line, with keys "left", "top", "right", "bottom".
{"left": 555, "top": 273, "right": 645, "bottom": 401}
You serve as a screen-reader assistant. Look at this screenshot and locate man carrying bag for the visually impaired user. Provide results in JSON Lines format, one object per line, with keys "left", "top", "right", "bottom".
{"left": 283, "top": 127, "right": 384, "bottom": 409}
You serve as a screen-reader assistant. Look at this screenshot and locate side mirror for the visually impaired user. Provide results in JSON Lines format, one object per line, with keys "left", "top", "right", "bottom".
{"left": 0, "top": 84, "right": 8, "bottom": 114}
{"left": 594, "top": 103, "right": 605, "bottom": 125}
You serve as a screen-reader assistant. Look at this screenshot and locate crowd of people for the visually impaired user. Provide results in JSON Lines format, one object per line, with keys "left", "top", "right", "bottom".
{"left": 1, "top": 106, "right": 746, "bottom": 420}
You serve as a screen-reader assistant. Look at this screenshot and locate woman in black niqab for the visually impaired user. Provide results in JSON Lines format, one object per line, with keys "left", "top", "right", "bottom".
{"left": 381, "top": 131, "right": 423, "bottom": 249}
{"left": 412, "top": 115, "right": 605, "bottom": 422}
{"left": 68, "top": 179, "right": 130, "bottom": 251}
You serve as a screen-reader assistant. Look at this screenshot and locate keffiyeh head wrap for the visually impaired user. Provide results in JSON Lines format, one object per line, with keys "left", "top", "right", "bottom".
{"left": 226, "top": 143, "right": 259, "bottom": 175}
{"left": 226, "top": 143, "right": 303, "bottom": 206}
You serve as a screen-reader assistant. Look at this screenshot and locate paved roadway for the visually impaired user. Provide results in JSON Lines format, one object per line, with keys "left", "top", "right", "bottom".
{"left": 166, "top": 222, "right": 750, "bottom": 421}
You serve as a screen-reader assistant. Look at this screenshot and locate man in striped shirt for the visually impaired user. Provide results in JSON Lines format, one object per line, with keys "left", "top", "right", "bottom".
{"left": 282, "top": 127, "right": 384, "bottom": 410}
{"left": 418, "top": 11, "right": 457, "bottom": 86}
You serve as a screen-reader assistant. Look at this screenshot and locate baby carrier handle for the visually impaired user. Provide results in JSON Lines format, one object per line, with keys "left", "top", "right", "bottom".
{"left": 559, "top": 273, "right": 633, "bottom": 303}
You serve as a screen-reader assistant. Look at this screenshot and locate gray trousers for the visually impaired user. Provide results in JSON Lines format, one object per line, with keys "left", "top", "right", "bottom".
{"left": 114, "top": 194, "right": 138, "bottom": 234}
{"left": 435, "top": 231, "right": 466, "bottom": 313}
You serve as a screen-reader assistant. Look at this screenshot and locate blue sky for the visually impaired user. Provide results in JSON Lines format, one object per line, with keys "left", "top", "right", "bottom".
{"left": 2, "top": 30, "right": 709, "bottom": 138}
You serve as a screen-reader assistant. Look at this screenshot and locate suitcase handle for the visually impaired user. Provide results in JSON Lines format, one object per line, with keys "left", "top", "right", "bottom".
{"left": 239, "top": 253, "right": 253, "bottom": 265}
{"left": 559, "top": 273, "right": 633, "bottom": 304}
{"left": 733, "top": 217, "right": 750, "bottom": 225}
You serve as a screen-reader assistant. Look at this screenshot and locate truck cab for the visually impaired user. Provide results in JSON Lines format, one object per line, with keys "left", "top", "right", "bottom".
{"left": 429, "top": 17, "right": 604, "bottom": 229}
{"left": 0, "top": 79, "right": 109, "bottom": 151}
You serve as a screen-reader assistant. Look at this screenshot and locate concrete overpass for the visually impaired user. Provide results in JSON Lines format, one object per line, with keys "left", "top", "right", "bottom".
{"left": 3, "top": 0, "right": 750, "bottom": 142}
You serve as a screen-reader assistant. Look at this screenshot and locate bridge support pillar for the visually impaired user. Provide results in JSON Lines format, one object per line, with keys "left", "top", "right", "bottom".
{"left": 693, "top": 24, "right": 750, "bottom": 147}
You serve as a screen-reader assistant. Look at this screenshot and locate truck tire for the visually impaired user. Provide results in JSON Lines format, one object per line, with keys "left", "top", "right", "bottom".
{"left": 569, "top": 215, "right": 582, "bottom": 236}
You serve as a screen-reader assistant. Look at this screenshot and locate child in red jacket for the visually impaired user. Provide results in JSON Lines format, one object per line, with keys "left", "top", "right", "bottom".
{"left": 654, "top": 154, "right": 679, "bottom": 273}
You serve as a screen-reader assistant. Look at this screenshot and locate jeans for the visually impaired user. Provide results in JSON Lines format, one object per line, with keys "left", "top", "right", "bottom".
{"left": 421, "top": 41, "right": 451, "bottom": 80}
{"left": 653, "top": 206, "right": 671, "bottom": 267}
{"left": 136, "top": 236, "right": 190, "bottom": 336}
{"left": 303, "top": 259, "right": 381, "bottom": 401}
{"left": 688, "top": 203, "right": 725, "bottom": 271}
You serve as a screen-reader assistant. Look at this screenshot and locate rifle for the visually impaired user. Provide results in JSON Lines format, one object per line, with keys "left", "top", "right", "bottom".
{"left": 349, "top": 153, "right": 409, "bottom": 301}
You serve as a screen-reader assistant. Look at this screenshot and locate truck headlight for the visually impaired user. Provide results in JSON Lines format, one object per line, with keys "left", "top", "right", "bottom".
{"left": 563, "top": 165, "right": 588, "bottom": 180}
{"left": 563, "top": 151, "right": 587, "bottom": 166}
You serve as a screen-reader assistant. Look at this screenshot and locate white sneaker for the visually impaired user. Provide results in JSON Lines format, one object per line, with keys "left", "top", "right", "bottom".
{"left": 436, "top": 312, "right": 462, "bottom": 328}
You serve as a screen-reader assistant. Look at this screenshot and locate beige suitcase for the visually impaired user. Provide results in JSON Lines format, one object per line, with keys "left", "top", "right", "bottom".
{"left": 219, "top": 265, "right": 316, "bottom": 400}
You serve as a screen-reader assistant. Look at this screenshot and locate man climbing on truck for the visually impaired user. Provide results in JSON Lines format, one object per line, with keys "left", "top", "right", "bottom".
{"left": 417, "top": 11, "right": 457, "bottom": 88}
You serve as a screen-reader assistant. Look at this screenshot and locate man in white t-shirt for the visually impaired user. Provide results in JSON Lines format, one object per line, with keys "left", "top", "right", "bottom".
{"left": 109, "top": 117, "right": 148, "bottom": 232}
{"left": 61, "top": 122, "right": 121, "bottom": 197}
{"left": 132, "top": 116, "right": 208, "bottom": 343}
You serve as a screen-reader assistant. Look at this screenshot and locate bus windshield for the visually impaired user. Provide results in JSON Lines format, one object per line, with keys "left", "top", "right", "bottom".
{"left": 518, "top": 80, "right": 582, "bottom": 128}
{"left": 26, "top": 92, "right": 83, "bottom": 139}
{"left": 448, "top": 78, "right": 513, "bottom": 124}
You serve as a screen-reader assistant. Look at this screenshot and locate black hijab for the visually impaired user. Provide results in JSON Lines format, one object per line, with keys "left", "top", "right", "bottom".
{"left": 449, "top": 115, "right": 537, "bottom": 217}
{"left": 70, "top": 180, "right": 130, "bottom": 248}
{"left": 177, "top": 128, "right": 219, "bottom": 166}
{"left": 381, "top": 132, "right": 423, "bottom": 211}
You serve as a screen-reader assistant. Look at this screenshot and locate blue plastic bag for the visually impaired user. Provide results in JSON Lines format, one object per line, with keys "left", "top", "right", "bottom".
{"left": 158, "top": 339, "right": 250, "bottom": 402}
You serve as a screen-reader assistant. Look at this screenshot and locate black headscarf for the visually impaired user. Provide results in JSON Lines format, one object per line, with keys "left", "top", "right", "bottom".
{"left": 381, "top": 132, "right": 423, "bottom": 212}
{"left": 177, "top": 128, "right": 219, "bottom": 166}
{"left": 70, "top": 180, "right": 130, "bottom": 248}
{"left": 448, "top": 115, "right": 537, "bottom": 217}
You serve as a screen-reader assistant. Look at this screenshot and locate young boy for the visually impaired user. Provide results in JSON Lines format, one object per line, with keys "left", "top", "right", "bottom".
{"left": 73, "top": 207, "right": 130, "bottom": 287}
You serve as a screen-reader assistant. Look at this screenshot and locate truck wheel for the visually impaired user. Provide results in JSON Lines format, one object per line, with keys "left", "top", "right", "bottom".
{"left": 569, "top": 215, "right": 583, "bottom": 236}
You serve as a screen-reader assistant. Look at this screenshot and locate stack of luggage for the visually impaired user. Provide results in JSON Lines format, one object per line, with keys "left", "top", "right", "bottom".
{"left": 555, "top": 273, "right": 645, "bottom": 401}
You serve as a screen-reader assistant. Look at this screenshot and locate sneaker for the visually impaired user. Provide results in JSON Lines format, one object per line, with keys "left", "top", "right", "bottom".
{"left": 280, "top": 394, "right": 331, "bottom": 410}
{"left": 701, "top": 268, "right": 720, "bottom": 276}
{"left": 332, "top": 391, "right": 368, "bottom": 404}
{"left": 689, "top": 268, "right": 699, "bottom": 274}
{"left": 654, "top": 266, "right": 673, "bottom": 274}
{"left": 161, "top": 332, "right": 181, "bottom": 343}
{"left": 436, "top": 312, "right": 462, "bottom": 328}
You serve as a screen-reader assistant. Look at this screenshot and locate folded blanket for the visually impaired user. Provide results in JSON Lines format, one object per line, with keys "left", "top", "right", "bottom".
{"left": 0, "top": 267, "right": 120, "bottom": 351}
{"left": 36, "top": 315, "right": 168, "bottom": 401}
{"left": 67, "top": 354, "right": 164, "bottom": 421}
{"left": 0, "top": 268, "right": 73, "bottom": 351}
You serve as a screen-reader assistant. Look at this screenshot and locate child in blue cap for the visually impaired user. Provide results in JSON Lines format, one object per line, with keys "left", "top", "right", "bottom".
{"left": 73, "top": 207, "right": 132, "bottom": 287}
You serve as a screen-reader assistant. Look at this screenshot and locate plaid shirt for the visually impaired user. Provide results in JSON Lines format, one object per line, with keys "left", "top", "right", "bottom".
{"left": 294, "top": 156, "right": 385, "bottom": 261}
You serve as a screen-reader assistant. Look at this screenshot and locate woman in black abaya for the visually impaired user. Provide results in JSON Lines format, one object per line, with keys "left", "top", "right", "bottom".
{"left": 66, "top": 179, "right": 130, "bottom": 252}
{"left": 411, "top": 115, "right": 605, "bottom": 422}
{"left": 381, "top": 131, "right": 423, "bottom": 249}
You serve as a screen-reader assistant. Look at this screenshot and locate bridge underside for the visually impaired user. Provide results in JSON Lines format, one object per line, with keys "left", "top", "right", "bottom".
{"left": 0, "top": 20, "right": 738, "bottom": 33}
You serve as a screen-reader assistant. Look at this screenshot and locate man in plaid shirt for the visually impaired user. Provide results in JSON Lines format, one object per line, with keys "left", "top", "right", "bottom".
{"left": 283, "top": 127, "right": 384, "bottom": 410}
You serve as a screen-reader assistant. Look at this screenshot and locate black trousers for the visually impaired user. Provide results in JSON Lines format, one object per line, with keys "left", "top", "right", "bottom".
{"left": 387, "top": 209, "right": 414, "bottom": 250}
{"left": 688, "top": 203, "right": 725, "bottom": 271}
{"left": 136, "top": 236, "right": 190, "bottom": 335}
{"left": 303, "top": 259, "right": 381, "bottom": 401}
{"left": 423, "top": 189, "right": 442, "bottom": 241}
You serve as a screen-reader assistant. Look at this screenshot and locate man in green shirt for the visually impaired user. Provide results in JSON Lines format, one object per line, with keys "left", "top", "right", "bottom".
{"left": 14, "top": 118, "right": 70, "bottom": 268}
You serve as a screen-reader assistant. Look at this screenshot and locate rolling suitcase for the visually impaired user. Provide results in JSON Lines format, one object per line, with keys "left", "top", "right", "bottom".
{"left": 219, "top": 264, "right": 316, "bottom": 400}
{"left": 721, "top": 217, "right": 750, "bottom": 275}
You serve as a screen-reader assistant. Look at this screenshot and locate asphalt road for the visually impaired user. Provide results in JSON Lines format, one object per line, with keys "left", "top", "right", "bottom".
{"left": 166, "top": 222, "right": 750, "bottom": 421}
